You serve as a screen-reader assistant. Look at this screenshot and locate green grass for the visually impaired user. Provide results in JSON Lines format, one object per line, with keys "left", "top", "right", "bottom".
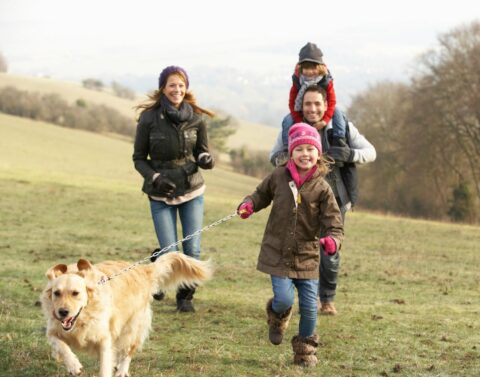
{"left": 1, "top": 114, "right": 480, "bottom": 376}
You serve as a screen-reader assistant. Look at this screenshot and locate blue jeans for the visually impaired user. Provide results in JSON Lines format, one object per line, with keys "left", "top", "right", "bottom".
{"left": 281, "top": 107, "right": 347, "bottom": 146}
{"left": 149, "top": 195, "right": 204, "bottom": 260}
{"left": 318, "top": 207, "right": 345, "bottom": 302}
{"left": 331, "top": 107, "right": 346, "bottom": 139}
{"left": 271, "top": 275, "right": 318, "bottom": 338}
{"left": 281, "top": 114, "right": 295, "bottom": 147}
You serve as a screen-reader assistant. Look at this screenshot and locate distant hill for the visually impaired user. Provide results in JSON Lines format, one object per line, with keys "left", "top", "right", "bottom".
{"left": 0, "top": 73, "right": 138, "bottom": 120}
{"left": 0, "top": 73, "right": 277, "bottom": 151}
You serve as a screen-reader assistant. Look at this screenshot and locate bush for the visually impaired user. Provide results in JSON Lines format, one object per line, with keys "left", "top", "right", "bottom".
{"left": 207, "top": 115, "right": 236, "bottom": 155}
{"left": 82, "top": 78, "right": 104, "bottom": 91}
{"left": 448, "top": 181, "right": 477, "bottom": 222}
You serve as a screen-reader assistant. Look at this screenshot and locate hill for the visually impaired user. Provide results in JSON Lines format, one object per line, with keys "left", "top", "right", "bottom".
{"left": 0, "top": 72, "right": 138, "bottom": 120}
{"left": 1, "top": 114, "right": 479, "bottom": 376}
{"left": 0, "top": 72, "right": 278, "bottom": 151}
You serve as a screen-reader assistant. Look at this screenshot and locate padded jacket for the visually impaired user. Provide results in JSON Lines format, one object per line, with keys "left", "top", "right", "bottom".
{"left": 132, "top": 108, "right": 210, "bottom": 197}
{"left": 246, "top": 166, "right": 344, "bottom": 279}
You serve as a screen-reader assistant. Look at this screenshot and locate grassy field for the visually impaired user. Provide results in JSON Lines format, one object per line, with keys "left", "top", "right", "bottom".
{"left": 225, "top": 119, "right": 278, "bottom": 151}
{"left": 1, "top": 114, "right": 479, "bottom": 377}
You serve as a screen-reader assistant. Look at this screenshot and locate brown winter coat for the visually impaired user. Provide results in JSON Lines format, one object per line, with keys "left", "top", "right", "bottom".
{"left": 246, "top": 166, "right": 344, "bottom": 279}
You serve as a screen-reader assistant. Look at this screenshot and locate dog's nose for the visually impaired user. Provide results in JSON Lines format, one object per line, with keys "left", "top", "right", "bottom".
{"left": 58, "top": 308, "right": 69, "bottom": 318}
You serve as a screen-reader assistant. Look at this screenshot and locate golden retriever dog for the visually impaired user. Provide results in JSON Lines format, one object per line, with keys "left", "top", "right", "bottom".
{"left": 41, "top": 253, "right": 212, "bottom": 377}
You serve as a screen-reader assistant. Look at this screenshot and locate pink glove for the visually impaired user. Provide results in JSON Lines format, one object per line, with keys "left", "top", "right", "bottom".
{"left": 320, "top": 236, "right": 337, "bottom": 255}
{"left": 237, "top": 201, "right": 254, "bottom": 219}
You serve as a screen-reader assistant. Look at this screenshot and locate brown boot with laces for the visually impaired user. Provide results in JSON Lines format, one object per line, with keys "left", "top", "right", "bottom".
{"left": 319, "top": 301, "right": 337, "bottom": 315}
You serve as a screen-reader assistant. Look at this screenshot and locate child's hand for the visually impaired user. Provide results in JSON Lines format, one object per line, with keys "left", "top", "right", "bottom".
{"left": 319, "top": 236, "right": 337, "bottom": 255}
{"left": 237, "top": 201, "right": 254, "bottom": 219}
{"left": 313, "top": 120, "right": 327, "bottom": 130}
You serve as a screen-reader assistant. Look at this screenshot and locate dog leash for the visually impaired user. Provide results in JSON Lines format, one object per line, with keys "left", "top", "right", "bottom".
{"left": 98, "top": 211, "right": 238, "bottom": 285}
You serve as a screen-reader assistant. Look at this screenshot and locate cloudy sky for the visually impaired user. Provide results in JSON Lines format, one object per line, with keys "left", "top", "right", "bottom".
{"left": 0, "top": 0, "right": 477, "bottom": 124}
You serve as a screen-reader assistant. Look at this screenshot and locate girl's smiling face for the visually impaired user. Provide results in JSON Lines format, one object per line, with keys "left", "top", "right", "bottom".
{"left": 291, "top": 144, "right": 319, "bottom": 174}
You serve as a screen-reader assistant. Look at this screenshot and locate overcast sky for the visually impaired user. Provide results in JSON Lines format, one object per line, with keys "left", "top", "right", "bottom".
{"left": 0, "top": 0, "right": 478, "bottom": 119}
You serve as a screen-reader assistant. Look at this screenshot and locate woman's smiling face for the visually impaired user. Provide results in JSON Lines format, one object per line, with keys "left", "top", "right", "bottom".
{"left": 162, "top": 74, "right": 186, "bottom": 108}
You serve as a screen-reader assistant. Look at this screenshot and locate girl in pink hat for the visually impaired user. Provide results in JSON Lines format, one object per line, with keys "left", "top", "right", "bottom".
{"left": 237, "top": 122, "right": 344, "bottom": 367}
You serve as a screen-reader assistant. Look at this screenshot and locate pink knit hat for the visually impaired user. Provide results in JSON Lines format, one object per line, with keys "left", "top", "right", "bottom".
{"left": 288, "top": 123, "right": 322, "bottom": 155}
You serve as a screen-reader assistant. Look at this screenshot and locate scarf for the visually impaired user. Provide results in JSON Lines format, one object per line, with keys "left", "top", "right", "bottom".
{"left": 286, "top": 159, "right": 318, "bottom": 188}
{"left": 160, "top": 95, "right": 194, "bottom": 124}
{"left": 294, "top": 75, "right": 324, "bottom": 111}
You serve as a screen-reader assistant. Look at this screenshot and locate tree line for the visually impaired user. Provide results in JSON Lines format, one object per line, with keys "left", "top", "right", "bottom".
{"left": 348, "top": 21, "right": 480, "bottom": 223}
{"left": 82, "top": 78, "right": 136, "bottom": 100}
{"left": 0, "top": 86, "right": 136, "bottom": 137}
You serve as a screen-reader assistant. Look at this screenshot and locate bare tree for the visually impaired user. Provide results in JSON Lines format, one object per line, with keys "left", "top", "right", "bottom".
{"left": 412, "top": 20, "right": 480, "bottom": 218}
{"left": 347, "top": 21, "right": 480, "bottom": 222}
{"left": 348, "top": 81, "right": 412, "bottom": 214}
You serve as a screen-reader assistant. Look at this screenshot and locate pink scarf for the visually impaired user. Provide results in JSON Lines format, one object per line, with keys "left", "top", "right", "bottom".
{"left": 286, "top": 160, "right": 318, "bottom": 188}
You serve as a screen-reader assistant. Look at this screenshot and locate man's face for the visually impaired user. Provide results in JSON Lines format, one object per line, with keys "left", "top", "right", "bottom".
{"left": 302, "top": 91, "right": 327, "bottom": 125}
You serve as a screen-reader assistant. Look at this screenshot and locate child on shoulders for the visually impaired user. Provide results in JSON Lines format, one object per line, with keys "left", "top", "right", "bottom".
{"left": 282, "top": 42, "right": 346, "bottom": 148}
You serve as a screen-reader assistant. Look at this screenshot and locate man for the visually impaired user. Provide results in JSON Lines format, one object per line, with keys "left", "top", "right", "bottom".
{"left": 270, "top": 85, "right": 376, "bottom": 315}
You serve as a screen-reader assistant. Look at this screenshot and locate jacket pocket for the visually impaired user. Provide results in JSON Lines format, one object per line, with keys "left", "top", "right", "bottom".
{"left": 295, "top": 240, "right": 320, "bottom": 271}
{"left": 258, "top": 237, "right": 283, "bottom": 267}
{"left": 184, "top": 129, "right": 197, "bottom": 151}
{"left": 150, "top": 133, "right": 169, "bottom": 159}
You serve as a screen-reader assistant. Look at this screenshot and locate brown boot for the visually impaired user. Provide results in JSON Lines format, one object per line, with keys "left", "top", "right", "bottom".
{"left": 291, "top": 334, "right": 319, "bottom": 367}
{"left": 266, "top": 298, "right": 292, "bottom": 345}
{"left": 320, "top": 301, "right": 337, "bottom": 316}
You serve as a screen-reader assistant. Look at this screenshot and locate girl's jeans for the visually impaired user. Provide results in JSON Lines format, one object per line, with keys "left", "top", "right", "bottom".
{"left": 149, "top": 195, "right": 204, "bottom": 260}
{"left": 271, "top": 275, "right": 318, "bottom": 337}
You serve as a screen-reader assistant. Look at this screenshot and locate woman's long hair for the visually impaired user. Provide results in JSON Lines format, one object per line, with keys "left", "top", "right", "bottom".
{"left": 134, "top": 72, "right": 215, "bottom": 119}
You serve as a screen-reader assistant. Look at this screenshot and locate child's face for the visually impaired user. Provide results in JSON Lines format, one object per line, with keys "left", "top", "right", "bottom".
{"left": 291, "top": 144, "right": 319, "bottom": 173}
{"left": 301, "top": 66, "right": 319, "bottom": 79}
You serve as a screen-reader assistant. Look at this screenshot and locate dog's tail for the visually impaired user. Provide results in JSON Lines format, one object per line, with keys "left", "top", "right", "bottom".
{"left": 148, "top": 253, "right": 213, "bottom": 293}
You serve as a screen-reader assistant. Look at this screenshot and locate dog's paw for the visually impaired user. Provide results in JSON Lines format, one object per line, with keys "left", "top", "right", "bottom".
{"left": 66, "top": 358, "right": 83, "bottom": 376}
{"left": 114, "top": 358, "right": 131, "bottom": 377}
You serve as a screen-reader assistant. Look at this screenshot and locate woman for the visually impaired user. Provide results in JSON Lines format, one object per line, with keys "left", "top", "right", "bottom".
{"left": 133, "top": 65, "right": 214, "bottom": 312}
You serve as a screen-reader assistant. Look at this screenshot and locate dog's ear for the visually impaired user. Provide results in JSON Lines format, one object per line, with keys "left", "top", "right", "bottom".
{"left": 46, "top": 264, "right": 68, "bottom": 280}
{"left": 77, "top": 259, "right": 93, "bottom": 271}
